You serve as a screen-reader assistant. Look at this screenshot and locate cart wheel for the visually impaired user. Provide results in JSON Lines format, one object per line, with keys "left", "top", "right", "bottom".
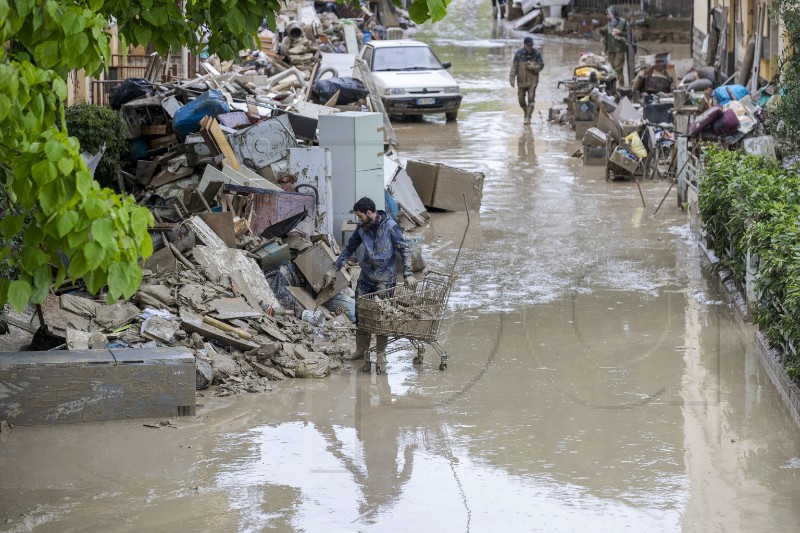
{"left": 360, "top": 361, "right": 372, "bottom": 373}
{"left": 376, "top": 363, "right": 387, "bottom": 375}
{"left": 439, "top": 362, "right": 447, "bottom": 371}
{"left": 412, "top": 354, "right": 424, "bottom": 365}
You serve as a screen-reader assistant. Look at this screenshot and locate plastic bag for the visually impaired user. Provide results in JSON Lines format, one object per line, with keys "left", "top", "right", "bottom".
{"left": 713, "top": 84, "right": 750, "bottom": 106}
{"left": 311, "top": 77, "right": 369, "bottom": 105}
{"left": 172, "top": 89, "right": 230, "bottom": 140}
{"left": 624, "top": 131, "right": 647, "bottom": 158}
{"left": 109, "top": 78, "right": 154, "bottom": 109}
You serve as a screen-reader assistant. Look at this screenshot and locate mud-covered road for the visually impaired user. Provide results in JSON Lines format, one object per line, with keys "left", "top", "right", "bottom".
{"left": 2, "top": 3, "right": 800, "bottom": 532}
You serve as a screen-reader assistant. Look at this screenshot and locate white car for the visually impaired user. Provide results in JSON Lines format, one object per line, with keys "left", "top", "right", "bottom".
{"left": 358, "top": 40, "right": 462, "bottom": 121}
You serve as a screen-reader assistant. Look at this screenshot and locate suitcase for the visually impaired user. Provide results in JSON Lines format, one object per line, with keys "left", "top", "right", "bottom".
{"left": 712, "top": 108, "right": 741, "bottom": 135}
{"left": 689, "top": 106, "right": 723, "bottom": 136}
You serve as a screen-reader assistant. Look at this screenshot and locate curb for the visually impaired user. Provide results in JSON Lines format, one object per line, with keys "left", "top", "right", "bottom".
{"left": 698, "top": 240, "right": 800, "bottom": 428}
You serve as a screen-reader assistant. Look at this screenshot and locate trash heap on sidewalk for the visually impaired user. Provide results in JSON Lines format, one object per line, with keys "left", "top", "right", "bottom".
{"left": 552, "top": 50, "right": 778, "bottom": 181}
{"left": 0, "top": 1, "right": 487, "bottom": 397}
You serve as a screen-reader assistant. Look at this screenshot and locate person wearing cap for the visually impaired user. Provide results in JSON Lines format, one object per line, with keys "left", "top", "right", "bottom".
{"left": 603, "top": 6, "right": 629, "bottom": 86}
{"left": 333, "top": 196, "right": 416, "bottom": 374}
{"left": 632, "top": 54, "right": 673, "bottom": 96}
{"left": 509, "top": 36, "right": 545, "bottom": 125}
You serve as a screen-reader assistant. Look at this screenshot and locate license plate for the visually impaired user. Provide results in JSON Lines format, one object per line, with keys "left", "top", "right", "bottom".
{"left": 416, "top": 97, "right": 435, "bottom": 105}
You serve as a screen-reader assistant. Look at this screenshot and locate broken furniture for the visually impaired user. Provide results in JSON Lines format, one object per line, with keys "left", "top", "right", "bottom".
{"left": 0, "top": 347, "right": 195, "bottom": 425}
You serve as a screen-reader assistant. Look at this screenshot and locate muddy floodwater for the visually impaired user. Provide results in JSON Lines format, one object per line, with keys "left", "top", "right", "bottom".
{"left": 3, "top": 4, "right": 800, "bottom": 532}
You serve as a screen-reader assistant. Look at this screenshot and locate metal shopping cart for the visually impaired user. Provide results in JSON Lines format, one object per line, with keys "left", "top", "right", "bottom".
{"left": 356, "top": 269, "right": 456, "bottom": 370}
{"left": 355, "top": 203, "right": 470, "bottom": 371}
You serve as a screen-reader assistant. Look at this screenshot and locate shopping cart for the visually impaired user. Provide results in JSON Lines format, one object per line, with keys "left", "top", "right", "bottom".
{"left": 355, "top": 202, "right": 470, "bottom": 371}
{"left": 356, "top": 269, "right": 456, "bottom": 370}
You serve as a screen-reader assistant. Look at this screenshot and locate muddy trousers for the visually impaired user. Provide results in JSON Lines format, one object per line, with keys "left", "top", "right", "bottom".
{"left": 517, "top": 84, "right": 537, "bottom": 122}
{"left": 355, "top": 331, "right": 388, "bottom": 370}
{"left": 607, "top": 51, "right": 626, "bottom": 86}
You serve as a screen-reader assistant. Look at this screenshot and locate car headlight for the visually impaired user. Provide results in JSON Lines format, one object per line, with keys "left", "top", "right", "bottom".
{"left": 385, "top": 88, "right": 406, "bottom": 95}
{"left": 444, "top": 86, "right": 460, "bottom": 94}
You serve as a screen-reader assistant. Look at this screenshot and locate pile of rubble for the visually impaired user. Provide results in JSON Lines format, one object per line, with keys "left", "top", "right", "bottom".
{"left": 0, "top": 1, "right": 490, "bottom": 398}
{"left": 553, "top": 51, "right": 777, "bottom": 181}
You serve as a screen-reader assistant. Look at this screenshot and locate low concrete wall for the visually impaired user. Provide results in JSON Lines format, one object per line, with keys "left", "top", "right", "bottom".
{"left": 696, "top": 227, "right": 800, "bottom": 429}
{"left": 0, "top": 347, "right": 196, "bottom": 426}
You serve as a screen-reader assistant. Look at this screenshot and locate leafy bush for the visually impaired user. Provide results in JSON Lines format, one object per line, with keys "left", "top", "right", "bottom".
{"left": 699, "top": 145, "right": 800, "bottom": 378}
{"left": 64, "top": 104, "right": 128, "bottom": 190}
{"left": 773, "top": 0, "right": 800, "bottom": 153}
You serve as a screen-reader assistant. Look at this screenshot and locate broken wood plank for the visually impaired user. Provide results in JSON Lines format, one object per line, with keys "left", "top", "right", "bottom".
{"left": 199, "top": 115, "right": 241, "bottom": 170}
{"left": 181, "top": 313, "right": 259, "bottom": 351}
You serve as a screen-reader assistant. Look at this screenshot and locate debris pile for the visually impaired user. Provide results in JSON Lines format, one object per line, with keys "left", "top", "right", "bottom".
{"left": 553, "top": 50, "right": 777, "bottom": 182}
{"left": 0, "top": 2, "right": 489, "bottom": 399}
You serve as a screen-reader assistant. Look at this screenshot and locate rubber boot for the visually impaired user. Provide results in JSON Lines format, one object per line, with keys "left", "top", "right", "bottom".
{"left": 500, "top": 4, "right": 506, "bottom": 18}
{"left": 523, "top": 107, "right": 531, "bottom": 125}
{"left": 375, "top": 335, "right": 388, "bottom": 374}
{"left": 355, "top": 332, "right": 372, "bottom": 372}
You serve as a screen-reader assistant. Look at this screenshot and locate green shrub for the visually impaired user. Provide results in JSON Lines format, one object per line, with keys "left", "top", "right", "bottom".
{"left": 699, "top": 145, "right": 800, "bottom": 377}
{"left": 64, "top": 103, "right": 128, "bottom": 190}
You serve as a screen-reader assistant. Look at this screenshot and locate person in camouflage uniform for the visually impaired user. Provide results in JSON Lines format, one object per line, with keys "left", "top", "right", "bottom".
{"left": 509, "top": 36, "right": 544, "bottom": 125}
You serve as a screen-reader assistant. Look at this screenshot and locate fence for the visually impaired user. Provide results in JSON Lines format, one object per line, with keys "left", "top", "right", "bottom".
{"left": 570, "top": 0, "right": 692, "bottom": 17}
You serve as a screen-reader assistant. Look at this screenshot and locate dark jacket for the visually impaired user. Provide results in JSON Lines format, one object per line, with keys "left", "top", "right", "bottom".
{"left": 509, "top": 47, "right": 544, "bottom": 88}
{"left": 335, "top": 211, "right": 413, "bottom": 285}
{"left": 604, "top": 17, "right": 628, "bottom": 54}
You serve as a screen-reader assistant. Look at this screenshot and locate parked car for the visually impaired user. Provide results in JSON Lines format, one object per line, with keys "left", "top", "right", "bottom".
{"left": 357, "top": 40, "right": 462, "bottom": 121}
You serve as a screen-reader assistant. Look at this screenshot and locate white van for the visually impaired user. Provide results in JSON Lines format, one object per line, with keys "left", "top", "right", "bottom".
{"left": 358, "top": 40, "right": 462, "bottom": 121}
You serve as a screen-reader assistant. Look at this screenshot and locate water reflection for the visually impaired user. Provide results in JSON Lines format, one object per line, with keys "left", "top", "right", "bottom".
{"left": 517, "top": 129, "right": 536, "bottom": 160}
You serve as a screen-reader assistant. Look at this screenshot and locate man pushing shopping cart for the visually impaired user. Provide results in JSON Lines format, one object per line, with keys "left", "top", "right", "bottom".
{"left": 333, "top": 197, "right": 417, "bottom": 374}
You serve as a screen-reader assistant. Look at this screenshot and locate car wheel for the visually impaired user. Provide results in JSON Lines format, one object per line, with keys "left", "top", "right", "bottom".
{"left": 445, "top": 111, "right": 458, "bottom": 122}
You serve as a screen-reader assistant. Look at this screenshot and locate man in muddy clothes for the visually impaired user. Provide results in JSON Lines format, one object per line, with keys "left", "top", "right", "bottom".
{"left": 603, "top": 6, "right": 628, "bottom": 87}
{"left": 509, "top": 36, "right": 544, "bottom": 125}
{"left": 334, "top": 196, "right": 416, "bottom": 374}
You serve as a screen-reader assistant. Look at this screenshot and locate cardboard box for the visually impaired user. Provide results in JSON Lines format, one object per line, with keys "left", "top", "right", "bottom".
{"left": 405, "top": 159, "right": 484, "bottom": 211}
{"left": 405, "top": 159, "right": 438, "bottom": 206}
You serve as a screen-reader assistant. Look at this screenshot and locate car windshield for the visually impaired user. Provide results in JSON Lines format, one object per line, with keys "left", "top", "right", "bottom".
{"left": 372, "top": 46, "right": 444, "bottom": 72}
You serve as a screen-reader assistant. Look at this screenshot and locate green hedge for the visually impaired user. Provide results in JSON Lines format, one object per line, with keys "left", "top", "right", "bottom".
{"left": 64, "top": 103, "right": 129, "bottom": 190}
{"left": 699, "top": 145, "right": 800, "bottom": 378}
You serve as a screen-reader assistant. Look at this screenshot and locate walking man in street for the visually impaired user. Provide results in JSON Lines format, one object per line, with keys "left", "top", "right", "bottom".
{"left": 603, "top": 6, "right": 629, "bottom": 87}
{"left": 509, "top": 36, "right": 544, "bottom": 125}
{"left": 334, "top": 197, "right": 416, "bottom": 374}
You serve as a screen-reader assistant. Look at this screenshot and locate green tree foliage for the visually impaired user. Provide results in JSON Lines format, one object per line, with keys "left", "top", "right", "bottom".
{"left": 64, "top": 103, "right": 129, "bottom": 190}
{"left": 0, "top": 0, "right": 448, "bottom": 313}
{"left": 772, "top": 0, "right": 800, "bottom": 150}
{"left": 699, "top": 146, "right": 800, "bottom": 379}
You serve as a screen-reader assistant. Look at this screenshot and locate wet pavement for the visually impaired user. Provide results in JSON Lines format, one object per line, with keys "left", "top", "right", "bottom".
{"left": 3, "top": 3, "right": 800, "bottom": 532}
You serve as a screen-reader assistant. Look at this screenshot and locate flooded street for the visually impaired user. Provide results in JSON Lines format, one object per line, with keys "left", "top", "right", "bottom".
{"left": 3, "top": 3, "right": 800, "bottom": 531}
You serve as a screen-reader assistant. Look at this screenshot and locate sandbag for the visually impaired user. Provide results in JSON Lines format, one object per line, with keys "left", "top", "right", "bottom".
{"left": 172, "top": 89, "right": 230, "bottom": 140}
{"left": 311, "top": 77, "right": 369, "bottom": 105}
{"left": 689, "top": 106, "right": 723, "bottom": 136}
{"left": 625, "top": 131, "right": 647, "bottom": 158}
{"left": 109, "top": 78, "right": 154, "bottom": 109}
{"left": 712, "top": 108, "right": 741, "bottom": 135}
{"left": 713, "top": 84, "right": 749, "bottom": 106}
{"left": 686, "top": 78, "right": 713, "bottom": 92}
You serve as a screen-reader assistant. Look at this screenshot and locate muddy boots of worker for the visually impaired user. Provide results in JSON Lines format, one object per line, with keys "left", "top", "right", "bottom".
{"left": 356, "top": 332, "right": 372, "bottom": 372}
{"left": 375, "top": 335, "right": 388, "bottom": 374}
{"left": 524, "top": 104, "right": 534, "bottom": 125}
{"left": 500, "top": 3, "right": 506, "bottom": 18}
